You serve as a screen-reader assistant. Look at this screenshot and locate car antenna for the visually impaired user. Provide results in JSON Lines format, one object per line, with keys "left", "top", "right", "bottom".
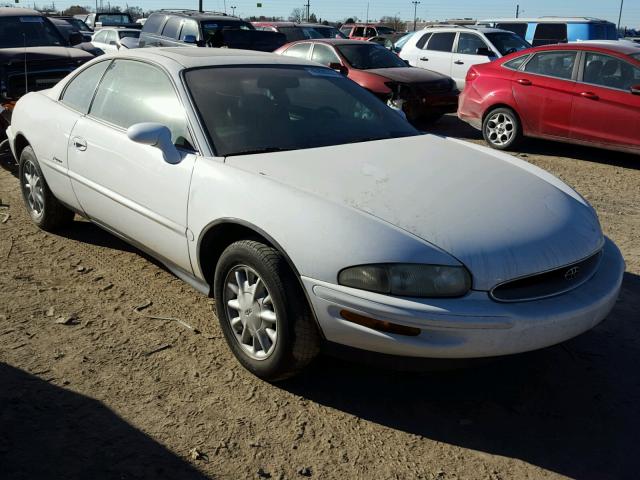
{"left": 23, "top": 33, "right": 28, "bottom": 95}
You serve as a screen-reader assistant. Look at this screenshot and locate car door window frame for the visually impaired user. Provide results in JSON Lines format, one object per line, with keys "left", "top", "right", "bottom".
{"left": 578, "top": 50, "right": 640, "bottom": 93}
{"left": 310, "top": 43, "right": 341, "bottom": 66}
{"left": 425, "top": 31, "right": 456, "bottom": 52}
{"left": 453, "top": 32, "right": 490, "bottom": 55}
{"left": 520, "top": 49, "right": 579, "bottom": 81}
{"left": 86, "top": 59, "right": 199, "bottom": 153}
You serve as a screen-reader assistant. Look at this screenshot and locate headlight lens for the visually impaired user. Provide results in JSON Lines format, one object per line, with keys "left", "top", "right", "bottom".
{"left": 338, "top": 264, "right": 471, "bottom": 298}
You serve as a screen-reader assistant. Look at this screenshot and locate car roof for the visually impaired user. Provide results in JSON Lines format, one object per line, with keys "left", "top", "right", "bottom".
{"left": 150, "top": 10, "right": 244, "bottom": 21}
{"left": 479, "top": 17, "right": 613, "bottom": 24}
{"left": 526, "top": 41, "right": 640, "bottom": 56}
{"left": 105, "top": 47, "right": 322, "bottom": 69}
{"left": 0, "top": 7, "right": 41, "bottom": 17}
{"left": 98, "top": 27, "right": 140, "bottom": 32}
{"left": 422, "top": 25, "right": 507, "bottom": 34}
{"left": 284, "top": 38, "right": 371, "bottom": 47}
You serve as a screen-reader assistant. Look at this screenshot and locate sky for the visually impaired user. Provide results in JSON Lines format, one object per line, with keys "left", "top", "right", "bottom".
{"left": 20, "top": 0, "right": 640, "bottom": 27}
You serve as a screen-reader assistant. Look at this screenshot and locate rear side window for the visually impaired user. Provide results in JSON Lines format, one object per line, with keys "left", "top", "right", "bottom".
{"left": 503, "top": 55, "right": 529, "bottom": 70}
{"left": 427, "top": 32, "right": 456, "bottom": 52}
{"left": 89, "top": 60, "right": 189, "bottom": 145}
{"left": 533, "top": 23, "right": 568, "bottom": 46}
{"left": 142, "top": 13, "right": 166, "bottom": 34}
{"left": 93, "top": 30, "right": 107, "bottom": 43}
{"left": 61, "top": 60, "right": 111, "bottom": 113}
{"left": 283, "top": 42, "right": 312, "bottom": 59}
{"left": 524, "top": 51, "right": 576, "bottom": 80}
{"left": 353, "top": 27, "right": 365, "bottom": 37}
{"left": 162, "top": 16, "right": 183, "bottom": 39}
{"left": 496, "top": 23, "right": 528, "bottom": 39}
{"left": 415, "top": 32, "right": 432, "bottom": 49}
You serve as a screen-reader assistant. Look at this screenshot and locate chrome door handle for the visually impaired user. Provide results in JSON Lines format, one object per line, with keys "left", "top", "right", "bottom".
{"left": 516, "top": 78, "right": 532, "bottom": 86}
{"left": 420, "top": 57, "right": 429, "bottom": 61}
{"left": 72, "top": 137, "right": 87, "bottom": 151}
{"left": 454, "top": 60, "right": 464, "bottom": 65}
{"left": 580, "top": 91, "right": 599, "bottom": 100}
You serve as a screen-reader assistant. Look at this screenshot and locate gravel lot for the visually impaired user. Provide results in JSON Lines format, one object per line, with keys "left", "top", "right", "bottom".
{"left": 1, "top": 116, "right": 639, "bottom": 480}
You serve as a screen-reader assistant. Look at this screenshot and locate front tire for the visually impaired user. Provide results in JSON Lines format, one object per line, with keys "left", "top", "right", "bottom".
{"left": 213, "top": 240, "right": 320, "bottom": 381}
{"left": 482, "top": 107, "right": 522, "bottom": 150}
{"left": 18, "top": 146, "right": 74, "bottom": 231}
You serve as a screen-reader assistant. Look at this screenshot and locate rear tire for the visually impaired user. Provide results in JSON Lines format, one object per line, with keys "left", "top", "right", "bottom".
{"left": 482, "top": 107, "right": 522, "bottom": 150}
{"left": 213, "top": 240, "right": 320, "bottom": 381}
{"left": 18, "top": 146, "right": 74, "bottom": 231}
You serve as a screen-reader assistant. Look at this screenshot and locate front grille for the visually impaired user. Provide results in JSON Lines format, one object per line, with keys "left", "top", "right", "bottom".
{"left": 490, "top": 250, "right": 602, "bottom": 302}
{"left": 411, "top": 80, "right": 453, "bottom": 95}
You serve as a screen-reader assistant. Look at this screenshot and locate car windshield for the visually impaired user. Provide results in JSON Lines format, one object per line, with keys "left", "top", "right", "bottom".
{"left": 337, "top": 43, "right": 407, "bottom": 69}
{"left": 485, "top": 32, "right": 531, "bottom": 56}
{"left": 394, "top": 31, "right": 416, "bottom": 51}
{"left": 185, "top": 66, "right": 418, "bottom": 157}
{"left": 118, "top": 30, "right": 140, "bottom": 39}
{"left": 310, "top": 26, "right": 347, "bottom": 39}
{"left": 376, "top": 26, "right": 395, "bottom": 34}
{"left": 65, "top": 18, "right": 91, "bottom": 31}
{"left": 97, "top": 14, "right": 131, "bottom": 24}
{"left": 0, "top": 16, "right": 64, "bottom": 48}
{"left": 278, "top": 26, "right": 322, "bottom": 41}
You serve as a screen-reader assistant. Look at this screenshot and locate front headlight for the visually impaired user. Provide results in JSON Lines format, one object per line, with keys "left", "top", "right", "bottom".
{"left": 338, "top": 264, "right": 471, "bottom": 298}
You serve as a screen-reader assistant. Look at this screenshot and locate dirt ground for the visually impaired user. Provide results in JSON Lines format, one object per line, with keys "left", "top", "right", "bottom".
{"left": 1, "top": 116, "right": 639, "bottom": 480}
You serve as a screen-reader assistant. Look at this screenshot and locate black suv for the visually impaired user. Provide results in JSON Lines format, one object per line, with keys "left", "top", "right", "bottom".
{"left": 0, "top": 8, "right": 93, "bottom": 138}
{"left": 139, "top": 10, "right": 285, "bottom": 52}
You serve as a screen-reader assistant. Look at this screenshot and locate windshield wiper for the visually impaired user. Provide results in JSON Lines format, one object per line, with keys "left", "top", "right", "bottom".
{"left": 225, "top": 147, "right": 293, "bottom": 157}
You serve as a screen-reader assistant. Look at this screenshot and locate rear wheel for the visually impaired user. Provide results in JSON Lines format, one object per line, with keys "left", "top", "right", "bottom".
{"left": 18, "top": 146, "right": 74, "bottom": 231}
{"left": 213, "top": 240, "right": 320, "bottom": 381}
{"left": 482, "top": 107, "right": 522, "bottom": 150}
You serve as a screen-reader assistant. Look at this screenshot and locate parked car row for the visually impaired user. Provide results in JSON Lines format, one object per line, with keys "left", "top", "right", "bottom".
{"left": 6, "top": 46, "right": 625, "bottom": 380}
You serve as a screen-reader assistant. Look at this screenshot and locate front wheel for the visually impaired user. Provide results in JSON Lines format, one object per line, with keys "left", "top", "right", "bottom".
{"left": 213, "top": 240, "right": 320, "bottom": 381}
{"left": 482, "top": 107, "right": 522, "bottom": 150}
{"left": 18, "top": 146, "right": 74, "bottom": 231}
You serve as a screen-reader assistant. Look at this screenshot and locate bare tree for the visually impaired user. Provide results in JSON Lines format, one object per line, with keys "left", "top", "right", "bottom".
{"left": 289, "top": 8, "right": 304, "bottom": 23}
{"left": 379, "top": 15, "right": 406, "bottom": 31}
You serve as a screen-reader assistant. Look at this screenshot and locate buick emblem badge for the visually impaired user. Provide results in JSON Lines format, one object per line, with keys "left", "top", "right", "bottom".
{"left": 564, "top": 266, "right": 580, "bottom": 280}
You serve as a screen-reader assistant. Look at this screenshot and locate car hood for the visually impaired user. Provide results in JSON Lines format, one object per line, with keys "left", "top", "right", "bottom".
{"left": 365, "top": 67, "right": 451, "bottom": 84}
{"left": 0, "top": 46, "right": 94, "bottom": 63}
{"left": 226, "top": 135, "right": 604, "bottom": 290}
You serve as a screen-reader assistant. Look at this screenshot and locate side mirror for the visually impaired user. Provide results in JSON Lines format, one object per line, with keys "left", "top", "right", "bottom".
{"left": 183, "top": 34, "right": 197, "bottom": 44}
{"left": 69, "top": 32, "right": 83, "bottom": 46}
{"left": 328, "top": 62, "right": 348, "bottom": 75}
{"left": 631, "top": 84, "right": 640, "bottom": 95}
{"left": 127, "top": 123, "right": 181, "bottom": 164}
{"left": 476, "top": 47, "right": 494, "bottom": 57}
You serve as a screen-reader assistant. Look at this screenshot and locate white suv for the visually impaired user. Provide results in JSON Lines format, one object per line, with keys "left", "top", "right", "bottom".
{"left": 400, "top": 26, "right": 531, "bottom": 89}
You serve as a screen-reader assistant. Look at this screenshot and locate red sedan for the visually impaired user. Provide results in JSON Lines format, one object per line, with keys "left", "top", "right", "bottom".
{"left": 458, "top": 41, "right": 640, "bottom": 154}
{"left": 275, "top": 39, "right": 459, "bottom": 123}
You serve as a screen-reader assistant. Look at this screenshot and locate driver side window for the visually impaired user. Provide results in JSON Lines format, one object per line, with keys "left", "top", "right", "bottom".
{"left": 89, "top": 60, "right": 192, "bottom": 147}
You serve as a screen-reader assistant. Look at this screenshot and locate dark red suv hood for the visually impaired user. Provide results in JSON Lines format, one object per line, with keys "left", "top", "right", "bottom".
{"left": 366, "top": 67, "right": 450, "bottom": 84}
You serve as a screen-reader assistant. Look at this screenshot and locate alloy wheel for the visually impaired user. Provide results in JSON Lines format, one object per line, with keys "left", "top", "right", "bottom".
{"left": 223, "top": 265, "right": 278, "bottom": 360}
{"left": 486, "top": 111, "right": 515, "bottom": 146}
{"left": 21, "top": 159, "right": 45, "bottom": 218}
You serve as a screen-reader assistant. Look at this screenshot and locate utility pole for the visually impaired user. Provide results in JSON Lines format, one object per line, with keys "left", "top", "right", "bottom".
{"left": 412, "top": 0, "right": 420, "bottom": 31}
{"left": 304, "top": 0, "right": 310, "bottom": 22}
{"left": 198, "top": 0, "right": 203, "bottom": 13}
{"left": 618, "top": 0, "right": 624, "bottom": 30}
{"left": 515, "top": 4, "right": 519, "bottom": 18}
{"left": 231, "top": 5, "right": 236, "bottom": 16}
{"left": 366, "top": 2, "right": 369, "bottom": 24}
{"left": 223, "top": 0, "right": 226, "bottom": 14}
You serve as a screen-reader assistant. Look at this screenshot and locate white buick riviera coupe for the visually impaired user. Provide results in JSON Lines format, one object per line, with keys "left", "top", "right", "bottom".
{"left": 8, "top": 48, "right": 624, "bottom": 380}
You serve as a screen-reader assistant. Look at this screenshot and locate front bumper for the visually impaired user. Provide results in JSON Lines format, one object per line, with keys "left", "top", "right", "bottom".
{"left": 302, "top": 237, "right": 625, "bottom": 359}
{"left": 403, "top": 90, "right": 459, "bottom": 120}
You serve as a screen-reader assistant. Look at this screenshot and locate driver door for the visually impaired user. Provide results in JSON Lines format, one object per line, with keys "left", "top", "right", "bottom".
{"left": 67, "top": 59, "right": 197, "bottom": 272}
{"left": 451, "top": 33, "right": 495, "bottom": 89}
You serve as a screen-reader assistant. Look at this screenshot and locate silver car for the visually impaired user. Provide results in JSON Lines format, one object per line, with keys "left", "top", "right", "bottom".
{"left": 7, "top": 48, "right": 624, "bottom": 380}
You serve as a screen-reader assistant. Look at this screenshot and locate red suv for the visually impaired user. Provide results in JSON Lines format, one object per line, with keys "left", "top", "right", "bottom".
{"left": 458, "top": 41, "right": 640, "bottom": 154}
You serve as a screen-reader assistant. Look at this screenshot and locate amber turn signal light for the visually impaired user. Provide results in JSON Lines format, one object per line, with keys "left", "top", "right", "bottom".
{"left": 340, "top": 310, "right": 421, "bottom": 337}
